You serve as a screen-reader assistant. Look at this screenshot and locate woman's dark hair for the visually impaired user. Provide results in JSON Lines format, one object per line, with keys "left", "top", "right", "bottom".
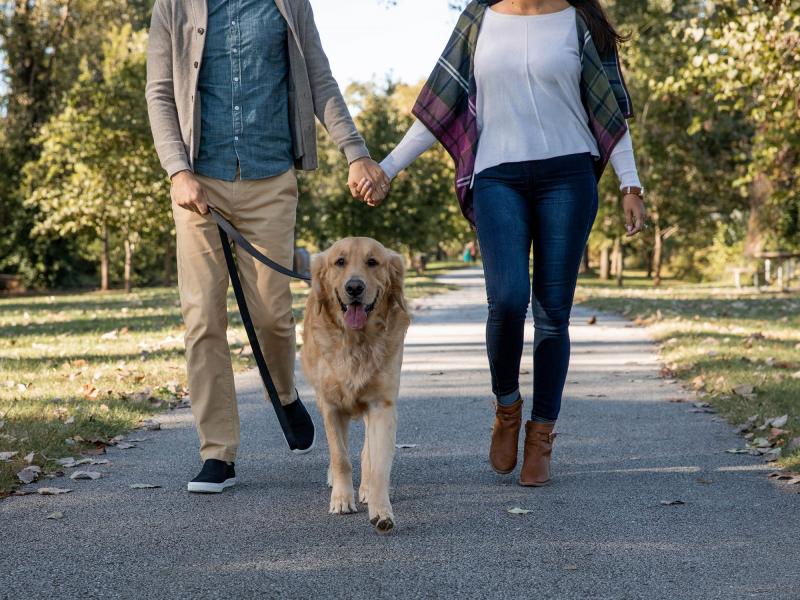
{"left": 566, "top": 0, "right": 629, "bottom": 54}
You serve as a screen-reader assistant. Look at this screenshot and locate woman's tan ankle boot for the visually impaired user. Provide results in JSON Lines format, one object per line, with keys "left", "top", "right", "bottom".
{"left": 519, "top": 421, "right": 556, "bottom": 487}
{"left": 489, "top": 397, "right": 523, "bottom": 474}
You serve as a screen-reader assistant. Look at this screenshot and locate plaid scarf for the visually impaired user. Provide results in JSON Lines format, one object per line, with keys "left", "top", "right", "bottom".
{"left": 412, "top": 0, "right": 634, "bottom": 225}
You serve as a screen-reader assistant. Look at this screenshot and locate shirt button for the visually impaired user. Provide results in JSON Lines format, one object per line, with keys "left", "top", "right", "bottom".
{"left": 233, "top": 77, "right": 239, "bottom": 82}
{"left": 231, "top": 20, "right": 236, "bottom": 25}
{"left": 232, "top": 48, "right": 238, "bottom": 53}
{"left": 234, "top": 106, "right": 240, "bottom": 111}
{"left": 234, "top": 136, "right": 239, "bottom": 141}
{"left": 198, "top": 27, "right": 205, "bottom": 34}
{"left": 194, "top": 61, "right": 199, "bottom": 68}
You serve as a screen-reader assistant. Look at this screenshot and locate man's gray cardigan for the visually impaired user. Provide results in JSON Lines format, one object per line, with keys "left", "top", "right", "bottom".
{"left": 146, "top": 0, "right": 370, "bottom": 178}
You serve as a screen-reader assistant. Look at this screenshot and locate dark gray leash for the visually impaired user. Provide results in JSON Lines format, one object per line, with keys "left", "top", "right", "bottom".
{"left": 208, "top": 206, "right": 311, "bottom": 450}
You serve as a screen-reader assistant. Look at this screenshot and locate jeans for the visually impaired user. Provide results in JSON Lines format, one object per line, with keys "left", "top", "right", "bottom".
{"left": 473, "top": 153, "right": 599, "bottom": 422}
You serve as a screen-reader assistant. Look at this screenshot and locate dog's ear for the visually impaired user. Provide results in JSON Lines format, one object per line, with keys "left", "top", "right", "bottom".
{"left": 386, "top": 251, "right": 408, "bottom": 314}
{"left": 310, "top": 251, "right": 328, "bottom": 316}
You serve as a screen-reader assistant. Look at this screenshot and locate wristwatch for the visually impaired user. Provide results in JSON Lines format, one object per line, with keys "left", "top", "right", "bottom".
{"left": 622, "top": 186, "right": 644, "bottom": 198}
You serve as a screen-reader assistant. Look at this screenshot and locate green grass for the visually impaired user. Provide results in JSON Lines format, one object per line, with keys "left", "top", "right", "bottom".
{"left": 0, "top": 261, "right": 461, "bottom": 496}
{"left": 576, "top": 272, "right": 800, "bottom": 471}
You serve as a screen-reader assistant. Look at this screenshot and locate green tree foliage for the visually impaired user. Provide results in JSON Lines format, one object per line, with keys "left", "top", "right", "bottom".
{"left": 23, "top": 26, "right": 169, "bottom": 291}
{"left": 297, "top": 81, "right": 472, "bottom": 258}
{"left": 0, "top": 0, "right": 153, "bottom": 284}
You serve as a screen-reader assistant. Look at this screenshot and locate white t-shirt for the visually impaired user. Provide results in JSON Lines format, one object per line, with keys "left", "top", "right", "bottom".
{"left": 381, "top": 6, "right": 641, "bottom": 189}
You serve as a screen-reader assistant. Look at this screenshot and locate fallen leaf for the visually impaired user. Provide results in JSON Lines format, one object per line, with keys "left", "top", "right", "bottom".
{"left": 770, "top": 415, "right": 789, "bottom": 428}
{"left": 56, "top": 457, "right": 77, "bottom": 468}
{"left": 38, "top": 487, "right": 72, "bottom": 495}
{"left": 46, "top": 512, "right": 65, "bottom": 520}
{"left": 70, "top": 470, "right": 102, "bottom": 480}
{"left": 587, "top": 315, "right": 597, "bottom": 325}
{"left": 507, "top": 507, "right": 533, "bottom": 515}
{"left": 660, "top": 500, "right": 685, "bottom": 506}
{"left": 24, "top": 451, "right": 34, "bottom": 464}
{"left": 395, "top": 444, "right": 418, "bottom": 449}
{"left": 736, "top": 415, "right": 759, "bottom": 434}
{"left": 0, "top": 451, "right": 18, "bottom": 462}
{"left": 17, "top": 466, "right": 42, "bottom": 484}
{"left": 100, "top": 329, "right": 119, "bottom": 340}
{"left": 115, "top": 442, "right": 137, "bottom": 450}
{"left": 732, "top": 384, "right": 755, "bottom": 397}
{"left": 130, "top": 483, "right": 161, "bottom": 489}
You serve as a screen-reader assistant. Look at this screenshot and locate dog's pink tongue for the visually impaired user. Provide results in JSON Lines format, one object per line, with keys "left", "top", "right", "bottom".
{"left": 344, "top": 304, "right": 368, "bottom": 330}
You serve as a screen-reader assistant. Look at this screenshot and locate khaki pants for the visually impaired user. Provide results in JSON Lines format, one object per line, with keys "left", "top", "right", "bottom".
{"left": 173, "top": 169, "right": 298, "bottom": 462}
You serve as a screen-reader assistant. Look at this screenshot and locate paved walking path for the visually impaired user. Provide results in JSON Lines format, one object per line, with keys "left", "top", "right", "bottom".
{"left": 2, "top": 268, "right": 798, "bottom": 599}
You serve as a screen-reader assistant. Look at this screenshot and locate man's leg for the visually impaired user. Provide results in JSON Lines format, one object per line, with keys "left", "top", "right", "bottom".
{"left": 232, "top": 169, "right": 299, "bottom": 408}
{"left": 174, "top": 177, "right": 240, "bottom": 463}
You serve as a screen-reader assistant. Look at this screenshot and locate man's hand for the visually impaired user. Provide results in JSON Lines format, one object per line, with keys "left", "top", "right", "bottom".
{"left": 171, "top": 170, "right": 209, "bottom": 215}
{"left": 348, "top": 158, "right": 389, "bottom": 207}
{"left": 622, "top": 193, "right": 647, "bottom": 237}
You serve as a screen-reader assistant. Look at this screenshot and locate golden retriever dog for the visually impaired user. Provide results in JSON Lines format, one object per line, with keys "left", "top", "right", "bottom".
{"left": 301, "top": 237, "right": 410, "bottom": 533}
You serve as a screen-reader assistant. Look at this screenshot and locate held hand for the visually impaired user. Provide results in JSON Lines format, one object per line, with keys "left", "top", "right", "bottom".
{"left": 348, "top": 158, "right": 390, "bottom": 207}
{"left": 171, "top": 170, "right": 209, "bottom": 215}
{"left": 622, "top": 193, "right": 647, "bottom": 237}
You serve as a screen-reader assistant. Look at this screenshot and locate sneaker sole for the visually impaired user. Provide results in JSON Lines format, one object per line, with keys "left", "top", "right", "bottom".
{"left": 284, "top": 426, "right": 316, "bottom": 455}
{"left": 187, "top": 477, "right": 236, "bottom": 494}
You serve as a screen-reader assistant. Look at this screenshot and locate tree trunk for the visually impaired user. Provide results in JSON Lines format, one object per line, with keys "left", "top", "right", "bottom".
{"left": 599, "top": 245, "right": 610, "bottom": 280}
{"left": 745, "top": 174, "right": 771, "bottom": 258}
{"left": 613, "top": 237, "right": 624, "bottom": 288}
{"left": 652, "top": 217, "right": 663, "bottom": 288}
{"left": 100, "top": 225, "right": 109, "bottom": 291}
{"left": 124, "top": 236, "right": 133, "bottom": 294}
{"left": 163, "top": 236, "right": 175, "bottom": 286}
{"left": 579, "top": 245, "right": 590, "bottom": 275}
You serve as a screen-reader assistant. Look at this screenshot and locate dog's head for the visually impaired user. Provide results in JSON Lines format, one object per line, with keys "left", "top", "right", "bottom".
{"left": 311, "top": 237, "right": 407, "bottom": 331}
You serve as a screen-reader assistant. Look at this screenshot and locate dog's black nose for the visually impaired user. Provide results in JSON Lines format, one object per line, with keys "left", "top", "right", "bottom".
{"left": 345, "top": 279, "right": 365, "bottom": 298}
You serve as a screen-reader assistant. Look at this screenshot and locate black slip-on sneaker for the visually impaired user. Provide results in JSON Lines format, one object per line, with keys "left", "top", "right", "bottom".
{"left": 283, "top": 395, "right": 316, "bottom": 454}
{"left": 187, "top": 459, "right": 236, "bottom": 493}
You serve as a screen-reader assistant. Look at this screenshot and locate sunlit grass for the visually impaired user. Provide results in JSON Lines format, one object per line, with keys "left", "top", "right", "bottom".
{"left": 576, "top": 274, "right": 800, "bottom": 471}
{"left": 0, "top": 261, "right": 461, "bottom": 496}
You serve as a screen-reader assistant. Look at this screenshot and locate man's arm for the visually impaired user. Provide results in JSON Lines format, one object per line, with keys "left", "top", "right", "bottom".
{"left": 145, "top": 0, "right": 208, "bottom": 214}
{"left": 145, "top": 0, "right": 191, "bottom": 178}
{"left": 296, "top": 1, "right": 389, "bottom": 203}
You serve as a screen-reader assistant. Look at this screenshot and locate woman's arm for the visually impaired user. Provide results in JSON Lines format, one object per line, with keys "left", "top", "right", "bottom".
{"left": 380, "top": 120, "right": 438, "bottom": 180}
{"left": 609, "top": 130, "right": 642, "bottom": 190}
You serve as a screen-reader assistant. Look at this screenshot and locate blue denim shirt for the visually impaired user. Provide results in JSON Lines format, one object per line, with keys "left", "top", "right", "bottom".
{"left": 195, "top": 0, "right": 293, "bottom": 181}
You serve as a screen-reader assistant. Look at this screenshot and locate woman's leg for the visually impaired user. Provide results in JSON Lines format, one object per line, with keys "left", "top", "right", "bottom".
{"left": 528, "top": 154, "right": 599, "bottom": 423}
{"left": 473, "top": 163, "right": 533, "bottom": 402}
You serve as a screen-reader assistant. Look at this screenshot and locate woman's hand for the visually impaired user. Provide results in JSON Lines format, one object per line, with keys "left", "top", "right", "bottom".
{"left": 622, "top": 193, "right": 646, "bottom": 237}
{"left": 355, "top": 169, "right": 391, "bottom": 207}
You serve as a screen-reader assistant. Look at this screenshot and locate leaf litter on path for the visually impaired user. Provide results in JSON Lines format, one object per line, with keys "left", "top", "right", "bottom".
{"left": 507, "top": 507, "right": 533, "bottom": 515}
{"left": 46, "top": 512, "right": 65, "bottom": 520}
{"left": 395, "top": 444, "right": 418, "bottom": 449}
{"left": 17, "top": 466, "right": 42, "bottom": 484}
{"left": 660, "top": 500, "right": 685, "bottom": 506}
{"left": 38, "top": 487, "right": 72, "bottom": 495}
{"left": 70, "top": 471, "right": 102, "bottom": 481}
{"left": 130, "top": 484, "right": 161, "bottom": 489}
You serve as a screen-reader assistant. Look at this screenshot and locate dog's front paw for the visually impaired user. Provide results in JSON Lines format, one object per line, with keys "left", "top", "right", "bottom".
{"left": 329, "top": 489, "right": 357, "bottom": 515}
{"left": 368, "top": 503, "right": 395, "bottom": 534}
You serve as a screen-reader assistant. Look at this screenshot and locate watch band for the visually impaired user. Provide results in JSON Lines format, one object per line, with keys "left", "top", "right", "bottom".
{"left": 622, "top": 186, "right": 644, "bottom": 198}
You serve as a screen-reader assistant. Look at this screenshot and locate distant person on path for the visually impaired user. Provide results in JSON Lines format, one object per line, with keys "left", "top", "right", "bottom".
{"left": 464, "top": 241, "right": 477, "bottom": 264}
{"left": 359, "top": 0, "right": 646, "bottom": 486}
{"left": 146, "top": 0, "right": 389, "bottom": 493}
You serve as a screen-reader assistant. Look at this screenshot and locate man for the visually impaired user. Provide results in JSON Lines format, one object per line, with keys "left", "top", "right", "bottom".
{"left": 146, "top": 0, "right": 390, "bottom": 493}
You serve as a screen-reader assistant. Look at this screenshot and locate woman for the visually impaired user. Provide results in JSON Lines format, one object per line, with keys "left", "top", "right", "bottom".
{"left": 360, "top": 0, "right": 646, "bottom": 487}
